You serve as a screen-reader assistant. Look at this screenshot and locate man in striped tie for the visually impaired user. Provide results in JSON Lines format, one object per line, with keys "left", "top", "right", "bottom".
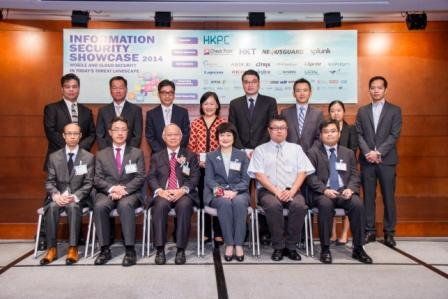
{"left": 148, "top": 124, "right": 201, "bottom": 265}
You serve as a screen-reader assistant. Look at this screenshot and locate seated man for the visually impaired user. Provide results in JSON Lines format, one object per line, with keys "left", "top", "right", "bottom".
{"left": 93, "top": 116, "right": 145, "bottom": 267}
{"left": 147, "top": 124, "right": 200, "bottom": 265}
{"left": 307, "top": 119, "right": 372, "bottom": 264}
{"left": 40, "top": 123, "right": 94, "bottom": 266}
{"left": 248, "top": 115, "right": 315, "bottom": 261}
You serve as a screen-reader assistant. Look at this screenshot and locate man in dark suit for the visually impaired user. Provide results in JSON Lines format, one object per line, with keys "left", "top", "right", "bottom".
{"left": 43, "top": 73, "right": 95, "bottom": 170}
{"left": 40, "top": 123, "right": 94, "bottom": 266}
{"left": 93, "top": 117, "right": 146, "bottom": 267}
{"left": 281, "top": 78, "right": 324, "bottom": 154}
{"left": 147, "top": 124, "right": 200, "bottom": 265}
{"left": 228, "top": 69, "right": 278, "bottom": 151}
{"left": 96, "top": 76, "right": 143, "bottom": 150}
{"left": 145, "top": 80, "right": 190, "bottom": 153}
{"left": 355, "top": 76, "right": 402, "bottom": 247}
{"left": 307, "top": 119, "right": 372, "bottom": 264}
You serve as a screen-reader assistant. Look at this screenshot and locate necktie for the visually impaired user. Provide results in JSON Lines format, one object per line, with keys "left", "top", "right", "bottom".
{"left": 373, "top": 103, "right": 381, "bottom": 133}
{"left": 329, "top": 148, "right": 340, "bottom": 190}
{"left": 298, "top": 107, "right": 305, "bottom": 136}
{"left": 248, "top": 98, "right": 255, "bottom": 121}
{"left": 164, "top": 108, "right": 171, "bottom": 125}
{"left": 115, "top": 105, "right": 122, "bottom": 116}
{"left": 71, "top": 103, "right": 78, "bottom": 123}
{"left": 275, "top": 144, "right": 289, "bottom": 190}
{"left": 115, "top": 148, "right": 122, "bottom": 174}
{"left": 67, "top": 153, "right": 74, "bottom": 174}
{"left": 167, "top": 152, "right": 178, "bottom": 189}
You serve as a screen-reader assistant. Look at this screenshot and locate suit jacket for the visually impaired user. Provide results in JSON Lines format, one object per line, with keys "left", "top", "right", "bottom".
{"left": 45, "top": 148, "right": 94, "bottom": 206}
{"left": 228, "top": 94, "right": 277, "bottom": 149}
{"left": 339, "top": 121, "right": 358, "bottom": 152}
{"left": 43, "top": 99, "right": 95, "bottom": 169}
{"left": 281, "top": 105, "right": 324, "bottom": 154}
{"left": 306, "top": 142, "right": 360, "bottom": 196}
{"left": 147, "top": 147, "right": 200, "bottom": 206}
{"left": 145, "top": 104, "right": 190, "bottom": 153}
{"left": 203, "top": 148, "right": 250, "bottom": 206}
{"left": 94, "top": 145, "right": 146, "bottom": 204}
{"left": 96, "top": 101, "right": 143, "bottom": 150}
{"left": 355, "top": 101, "right": 402, "bottom": 165}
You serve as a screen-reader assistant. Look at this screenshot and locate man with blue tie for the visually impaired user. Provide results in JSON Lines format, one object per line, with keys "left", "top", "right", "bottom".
{"left": 307, "top": 119, "right": 372, "bottom": 264}
{"left": 355, "top": 76, "right": 402, "bottom": 247}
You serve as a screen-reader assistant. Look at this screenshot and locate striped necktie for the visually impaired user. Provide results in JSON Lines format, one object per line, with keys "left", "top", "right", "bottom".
{"left": 167, "top": 152, "right": 178, "bottom": 189}
{"left": 71, "top": 103, "right": 78, "bottom": 123}
{"left": 298, "top": 107, "right": 305, "bottom": 136}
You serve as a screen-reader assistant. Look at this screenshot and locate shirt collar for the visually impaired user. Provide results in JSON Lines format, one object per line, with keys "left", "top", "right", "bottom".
{"left": 65, "top": 145, "right": 79, "bottom": 156}
{"left": 161, "top": 104, "right": 173, "bottom": 111}
{"left": 167, "top": 147, "right": 180, "bottom": 157}
{"left": 113, "top": 143, "right": 126, "bottom": 151}
{"left": 296, "top": 103, "right": 308, "bottom": 111}
{"left": 114, "top": 100, "right": 126, "bottom": 108}
{"left": 63, "top": 98, "right": 77, "bottom": 107}
{"left": 324, "top": 144, "right": 337, "bottom": 154}
{"left": 246, "top": 94, "right": 258, "bottom": 102}
{"left": 372, "top": 99, "right": 385, "bottom": 107}
{"left": 269, "top": 140, "right": 287, "bottom": 148}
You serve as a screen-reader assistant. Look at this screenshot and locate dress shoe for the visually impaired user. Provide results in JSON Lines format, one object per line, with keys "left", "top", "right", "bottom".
{"left": 335, "top": 240, "right": 347, "bottom": 246}
{"left": 122, "top": 249, "right": 137, "bottom": 267}
{"left": 352, "top": 247, "right": 373, "bottom": 264}
{"left": 235, "top": 246, "right": 244, "bottom": 262}
{"left": 384, "top": 234, "right": 396, "bottom": 247}
{"left": 40, "top": 247, "right": 57, "bottom": 265}
{"left": 175, "top": 249, "right": 186, "bottom": 265}
{"left": 224, "top": 254, "right": 234, "bottom": 262}
{"left": 66, "top": 246, "right": 79, "bottom": 265}
{"left": 364, "top": 232, "right": 376, "bottom": 244}
{"left": 235, "top": 254, "right": 244, "bottom": 262}
{"left": 320, "top": 250, "right": 332, "bottom": 264}
{"left": 284, "top": 249, "right": 301, "bottom": 261}
{"left": 214, "top": 236, "right": 224, "bottom": 246}
{"left": 271, "top": 249, "right": 284, "bottom": 261}
{"left": 155, "top": 248, "right": 166, "bottom": 265}
{"left": 94, "top": 248, "right": 112, "bottom": 265}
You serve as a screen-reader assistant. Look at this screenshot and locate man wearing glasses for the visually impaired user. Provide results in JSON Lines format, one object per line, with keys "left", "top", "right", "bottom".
{"left": 145, "top": 80, "right": 190, "bottom": 153}
{"left": 93, "top": 117, "right": 146, "bottom": 266}
{"left": 248, "top": 116, "right": 315, "bottom": 261}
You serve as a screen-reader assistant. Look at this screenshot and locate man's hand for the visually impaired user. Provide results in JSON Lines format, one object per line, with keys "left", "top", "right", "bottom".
{"left": 365, "top": 151, "right": 381, "bottom": 164}
{"left": 341, "top": 189, "right": 354, "bottom": 200}
{"left": 109, "top": 185, "right": 128, "bottom": 200}
{"left": 223, "top": 190, "right": 237, "bottom": 200}
{"left": 167, "top": 189, "right": 186, "bottom": 202}
{"left": 275, "top": 189, "right": 293, "bottom": 202}
{"left": 324, "top": 189, "right": 339, "bottom": 199}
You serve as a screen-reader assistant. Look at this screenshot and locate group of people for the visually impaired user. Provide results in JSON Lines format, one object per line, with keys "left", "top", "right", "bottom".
{"left": 40, "top": 69, "right": 402, "bottom": 267}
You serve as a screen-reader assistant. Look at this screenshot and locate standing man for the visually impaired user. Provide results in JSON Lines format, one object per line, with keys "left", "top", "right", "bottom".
{"left": 40, "top": 123, "right": 94, "bottom": 266}
{"left": 248, "top": 116, "right": 315, "bottom": 261}
{"left": 93, "top": 117, "right": 146, "bottom": 266}
{"left": 147, "top": 124, "right": 200, "bottom": 265}
{"left": 145, "top": 80, "right": 190, "bottom": 153}
{"left": 307, "top": 120, "right": 372, "bottom": 264}
{"left": 228, "top": 69, "right": 277, "bottom": 151}
{"left": 281, "top": 78, "right": 324, "bottom": 154}
{"left": 356, "top": 76, "right": 402, "bottom": 247}
{"left": 96, "top": 76, "right": 143, "bottom": 150}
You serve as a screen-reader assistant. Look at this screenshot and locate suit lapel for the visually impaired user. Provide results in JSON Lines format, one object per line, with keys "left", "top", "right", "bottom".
{"left": 376, "top": 101, "right": 389, "bottom": 132}
{"left": 319, "top": 145, "right": 330, "bottom": 177}
{"left": 291, "top": 106, "right": 301, "bottom": 138}
{"left": 59, "top": 148, "right": 71, "bottom": 181}
{"left": 239, "top": 97, "right": 252, "bottom": 124}
{"left": 366, "top": 103, "right": 375, "bottom": 132}
{"left": 59, "top": 100, "right": 72, "bottom": 124}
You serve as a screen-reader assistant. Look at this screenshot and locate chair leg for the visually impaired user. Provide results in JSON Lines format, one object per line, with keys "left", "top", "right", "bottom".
{"left": 201, "top": 210, "right": 205, "bottom": 257}
{"left": 91, "top": 224, "right": 96, "bottom": 258}
{"left": 251, "top": 209, "right": 256, "bottom": 257}
{"left": 255, "top": 210, "right": 260, "bottom": 257}
{"left": 211, "top": 215, "right": 215, "bottom": 249}
{"left": 196, "top": 209, "right": 200, "bottom": 258}
{"left": 142, "top": 210, "right": 147, "bottom": 258}
{"left": 309, "top": 210, "right": 314, "bottom": 257}
{"left": 84, "top": 211, "right": 93, "bottom": 259}
{"left": 147, "top": 209, "right": 151, "bottom": 257}
{"left": 33, "top": 214, "right": 43, "bottom": 259}
{"left": 304, "top": 213, "right": 309, "bottom": 257}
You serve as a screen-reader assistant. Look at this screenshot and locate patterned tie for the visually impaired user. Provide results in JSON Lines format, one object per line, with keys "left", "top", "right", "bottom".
{"left": 164, "top": 108, "right": 171, "bottom": 125}
{"left": 115, "top": 105, "right": 122, "bottom": 116}
{"left": 115, "top": 148, "right": 122, "bottom": 174}
{"left": 329, "top": 148, "right": 340, "bottom": 190}
{"left": 248, "top": 98, "right": 255, "bottom": 121}
{"left": 71, "top": 103, "right": 78, "bottom": 123}
{"left": 275, "top": 144, "right": 290, "bottom": 190}
{"left": 298, "top": 107, "right": 305, "bottom": 136}
{"left": 67, "top": 153, "right": 74, "bottom": 174}
{"left": 167, "top": 152, "right": 178, "bottom": 189}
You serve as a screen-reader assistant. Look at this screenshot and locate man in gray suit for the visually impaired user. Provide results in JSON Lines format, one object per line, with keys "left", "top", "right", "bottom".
{"left": 93, "top": 117, "right": 146, "bottom": 266}
{"left": 355, "top": 76, "right": 402, "bottom": 247}
{"left": 96, "top": 76, "right": 143, "bottom": 150}
{"left": 281, "top": 78, "right": 324, "bottom": 154}
{"left": 40, "top": 123, "right": 94, "bottom": 266}
{"left": 147, "top": 124, "right": 200, "bottom": 265}
{"left": 307, "top": 119, "right": 372, "bottom": 264}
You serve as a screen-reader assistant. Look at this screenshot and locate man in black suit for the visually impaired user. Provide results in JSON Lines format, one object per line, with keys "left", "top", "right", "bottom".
{"left": 281, "top": 78, "right": 324, "bottom": 154}
{"left": 228, "top": 69, "right": 278, "bottom": 151}
{"left": 145, "top": 80, "right": 190, "bottom": 153}
{"left": 307, "top": 119, "right": 372, "bottom": 264}
{"left": 355, "top": 76, "right": 402, "bottom": 247}
{"left": 147, "top": 124, "right": 200, "bottom": 265}
{"left": 96, "top": 76, "right": 143, "bottom": 150}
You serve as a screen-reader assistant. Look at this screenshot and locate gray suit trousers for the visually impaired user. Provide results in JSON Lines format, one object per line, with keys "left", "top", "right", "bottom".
{"left": 94, "top": 193, "right": 140, "bottom": 247}
{"left": 44, "top": 201, "right": 81, "bottom": 247}
{"left": 210, "top": 193, "right": 249, "bottom": 246}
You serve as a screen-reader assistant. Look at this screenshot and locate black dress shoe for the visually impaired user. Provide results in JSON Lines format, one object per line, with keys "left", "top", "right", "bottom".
{"left": 271, "top": 249, "right": 284, "bottom": 261}
{"left": 175, "top": 249, "right": 186, "bottom": 265}
{"left": 94, "top": 248, "right": 112, "bottom": 265}
{"left": 284, "top": 249, "right": 301, "bottom": 261}
{"left": 122, "top": 249, "right": 137, "bottom": 267}
{"left": 235, "top": 255, "right": 244, "bottom": 262}
{"left": 155, "top": 249, "right": 166, "bottom": 265}
{"left": 320, "top": 251, "right": 332, "bottom": 264}
{"left": 384, "top": 234, "right": 396, "bottom": 247}
{"left": 352, "top": 248, "right": 373, "bottom": 264}
{"left": 364, "top": 232, "right": 376, "bottom": 244}
{"left": 224, "top": 254, "right": 234, "bottom": 262}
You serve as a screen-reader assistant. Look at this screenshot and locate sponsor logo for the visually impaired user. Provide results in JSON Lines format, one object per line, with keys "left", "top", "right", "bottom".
{"left": 203, "top": 70, "right": 224, "bottom": 75}
{"left": 171, "top": 61, "right": 198, "bottom": 68}
{"left": 173, "top": 79, "right": 198, "bottom": 87}
{"left": 203, "top": 48, "right": 233, "bottom": 55}
{"left": 310, "top": 48, "right": 331, "bottom": 55}
{"left": 239, "top": 48, "right": 256, "bottom": 55}
{"left": 203, "top": 35, "right": 230, "bottom": 45}
{"left": 304, "top": 70, "right": 319, "bottom": 76}
{"left": 281, "top": 70, "right": 297, "bottom": 75}
{"left": 255, "top": 62, "right": 270, "bottom": 68}
{"left": 171, "top": 49, "right": 198, "bottom": 56}
{"left": 176, "top": 37, "right": 198, "bottom": 44}
{"left": 262, "top": 49, "right": 304, "bottom": 55}
{"left": 304, "top": 62, "right": 322, "bottom": 67}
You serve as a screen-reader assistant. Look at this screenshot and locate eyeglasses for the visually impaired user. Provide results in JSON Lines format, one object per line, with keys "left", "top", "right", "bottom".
{"left": 322, "top": 129, "right": 338, "bottom": 134}
{"left": 110, "top": 128, "right": 128, "bottom": 132}
{"left": 63, "top": 132, "right": 81, "bottom": 136}
{"left": 269, "top": 127, "right": 287, "bottom": 131}
{"left": 159, "top": 91, "right": 175, "bottom": 96}
{"left": 294, "top": 89, "right": 310, "bottom": 93}
{"left": 243, "top": 80, "right": 259, "bottom": 85}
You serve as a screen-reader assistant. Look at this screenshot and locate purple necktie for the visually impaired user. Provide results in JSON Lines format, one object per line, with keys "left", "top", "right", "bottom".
{"left": 115, "top": 148, "right": 122, "bottom": 173}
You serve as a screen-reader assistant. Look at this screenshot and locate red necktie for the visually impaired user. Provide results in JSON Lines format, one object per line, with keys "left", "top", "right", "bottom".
{"left": 167, "top": 152, "right": 177, "bottom": 189}
{"left": 115, "top": 148, "right": 122, "bottom": 173}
